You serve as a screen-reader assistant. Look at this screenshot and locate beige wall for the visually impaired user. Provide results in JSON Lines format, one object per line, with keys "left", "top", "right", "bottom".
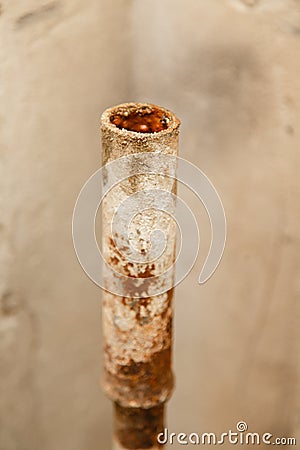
{"left": 1, "top": 0, "right": 299, "bottom": 449}
{"left": 0, "top": 1, "right": 131, "bottom": 449}
{"left": 130, "top": 2, "right": 300, "bottom": 448}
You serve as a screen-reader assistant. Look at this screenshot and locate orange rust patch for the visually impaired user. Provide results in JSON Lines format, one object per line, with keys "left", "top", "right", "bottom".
{"left": 137, "top": 264, "right": 155, "bottom": 278}
{"left": 108, "top": 237, "right": 156, "bottom": 281}
{"left": 103, "top": 348, "right": 174, "bottom": 408}
{"left": 110, "top": 106, "right": 169, "bottom": 134}
{"left": 114, "top": 403, "right": 164, "bottom": 449}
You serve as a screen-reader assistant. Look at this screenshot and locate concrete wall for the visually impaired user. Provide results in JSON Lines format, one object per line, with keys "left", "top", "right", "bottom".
{"left": 131, "top": 1, "right": 300, "bottom": 447}
{"left": 1, "top": 0, "right": 299, "bottom": 449}
{"left": 0, "top": 1, "right": 131, "bottom": 449}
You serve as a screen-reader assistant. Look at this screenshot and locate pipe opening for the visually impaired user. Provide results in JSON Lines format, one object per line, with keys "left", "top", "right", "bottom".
{"left": 110, "top": 105, "right": 170, "bottom": 134}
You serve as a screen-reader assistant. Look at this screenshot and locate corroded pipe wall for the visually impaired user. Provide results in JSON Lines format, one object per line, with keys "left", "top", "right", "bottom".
{"left": 101, "top": 103, "right": 179, "bottom": 449}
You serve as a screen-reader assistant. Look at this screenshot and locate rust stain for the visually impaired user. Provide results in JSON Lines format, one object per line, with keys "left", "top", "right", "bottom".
{"left": 110, "top": 104, "right": 169, "bottom": 134}
{"left": 114, "top": 403, "right": 164, "bottom": 449}
{"left": 108, "top": 236, "right": 157, "bottom": 285}
{"left": 103, "top": 348, "right": 174, "bottom": 408}
{"left": 101, "top": 103, "right": 179, "bottom": 447}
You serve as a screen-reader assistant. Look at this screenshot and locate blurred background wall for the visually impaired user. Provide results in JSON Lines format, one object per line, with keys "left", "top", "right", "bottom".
{"left": 0, "top": 0, "right": 299, "bottom": 449}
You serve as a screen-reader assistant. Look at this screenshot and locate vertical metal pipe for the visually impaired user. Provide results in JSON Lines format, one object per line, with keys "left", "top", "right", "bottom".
{"left": 101, "top": 103, "right": 180, "bottom": 449}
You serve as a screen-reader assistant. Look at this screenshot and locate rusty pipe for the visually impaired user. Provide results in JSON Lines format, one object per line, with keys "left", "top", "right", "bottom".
{"left": 101, "top": 103, "right": 180, "bottom": 449}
